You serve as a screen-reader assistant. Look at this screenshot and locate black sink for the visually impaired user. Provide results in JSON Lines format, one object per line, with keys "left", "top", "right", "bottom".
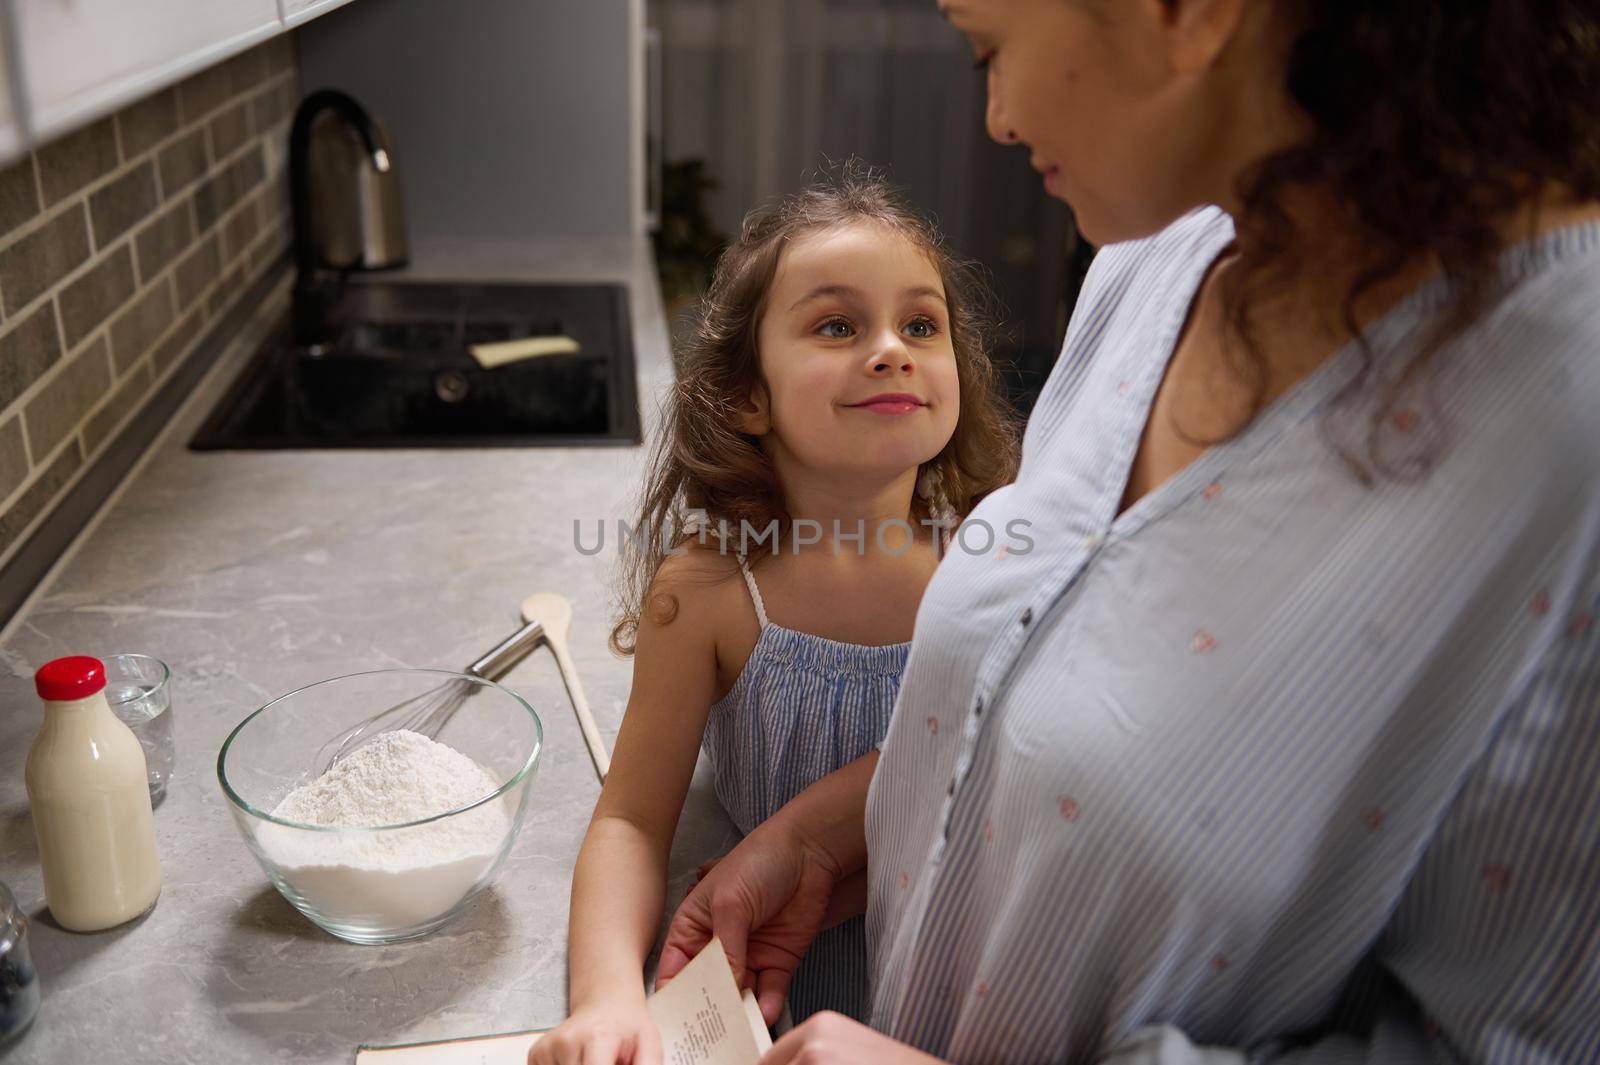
{"left": 190, "top": 281, "right": 640, "bottom": 449}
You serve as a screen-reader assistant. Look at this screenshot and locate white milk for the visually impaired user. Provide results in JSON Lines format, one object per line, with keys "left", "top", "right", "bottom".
{"left": 25, "top": 658, "right": 162, "bottom": 932}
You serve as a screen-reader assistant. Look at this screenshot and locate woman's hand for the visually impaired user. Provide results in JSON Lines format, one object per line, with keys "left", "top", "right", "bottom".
{"left": 695, "top": 858, "right": 868, "bottom": 934}
{"left": 656, "top": 819, "right": 842, "bottom": 1026}
{"left": 527, "top": 996, "right": 661, "bottom": 1065}
{"left": 762, "top": 1012, "right": 946, "bottom": 1065}
{"left": 660, "top": 751, "right": 879, "bottom": 1025}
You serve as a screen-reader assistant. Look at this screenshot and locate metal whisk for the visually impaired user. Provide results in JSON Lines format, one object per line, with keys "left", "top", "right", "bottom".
{"left": 310, "top": 619, "right": 548, "bottom": 776}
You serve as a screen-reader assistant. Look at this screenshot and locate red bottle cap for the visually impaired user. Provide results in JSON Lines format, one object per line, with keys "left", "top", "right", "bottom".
{"left": 35, "top": 656, "right": 107, "bottom": 701}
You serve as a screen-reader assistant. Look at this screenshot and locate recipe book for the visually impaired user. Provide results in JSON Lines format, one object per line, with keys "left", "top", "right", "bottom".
{"left": 354, "top": 938, "right": 772, "bottom": 1065}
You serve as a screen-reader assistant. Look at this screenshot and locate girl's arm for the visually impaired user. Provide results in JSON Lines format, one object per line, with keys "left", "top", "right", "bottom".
{"left": 565, "top": 552, "right": 725, "bottom": 1011}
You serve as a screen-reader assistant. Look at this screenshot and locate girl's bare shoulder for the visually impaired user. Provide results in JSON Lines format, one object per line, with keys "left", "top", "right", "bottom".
{"left": 643, "top": 540, "right": 747, "bottom": 632}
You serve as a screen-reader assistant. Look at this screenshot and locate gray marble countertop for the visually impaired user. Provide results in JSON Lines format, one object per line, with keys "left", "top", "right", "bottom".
{"left": 0, "top": 236, "right": 738, "bottom": 1063}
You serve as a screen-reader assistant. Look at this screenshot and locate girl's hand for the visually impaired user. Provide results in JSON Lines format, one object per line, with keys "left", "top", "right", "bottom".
{"left": 762, "top": 1013, "right": 946, "bottom": 1065}
{"left": 528, "top": 998, "right": 661, "bottom": 1065}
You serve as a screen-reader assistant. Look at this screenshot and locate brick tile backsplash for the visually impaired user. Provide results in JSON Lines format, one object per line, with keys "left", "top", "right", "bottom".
{"left": 176, "top": 64, "right": 236, "bottom": 128}
{"left": 261, "top": 35, "right": 295, "bottom": 78}
{"left": 25, "top": 336, "right": 112, "bottom": 460}
{"left": 195, "top": 145, "right": 266, "bottom": 234}
{"left": 109, "top": 279, "right": 176, "bottom": 375}
{"left": 0, "top": 206, "right": 91, "bottom": 315}
{"left": 223, "top": 195, "right": 263, "bottom": 261}
{"left": 37, "top": 119, "right": 119, "bottom": 207}
{"left": 134, "top": 197, "right": 197, "bottom": 283}
{"left": 152, "top": 306, "right": 205, "bottom": 377}
{"left": 158, "top": 128, "right": 210, "bottom": 199}
{"left": 210, "top": 101, "right": 252, "bottom": 160}
{"left": 81, "top": 359, "right": 155, "bottom": 457}
{"left": 58, "top": 246, "right": 136, "bottom": 349}
{"left": 0, "top": 444, "right": 82, "bottom": 557}
{"left": 0, "top": 417, "right": 26, "bottom": 500}
{"left": 88, "top": 162, "right": 160, "bottom": 248}
{"left": 0, "top": 35, "right": 297, "bottom": 567}
{"left": 0, "top": 307, "right": 62, "bottom": 412}
{"left": 174, "top": 233, "right": 223, "bottom": 308}
{"left": 221, "top": 48, "right": 267, "bottom": 98}
{"left": 253, "top": 81, "right": 296, "bottom": 135}
{"left": 0, "top": 159, "right": 40, "bottom": 233}
{"left": 118, "top": 90, "right": 180, "bottom": 159}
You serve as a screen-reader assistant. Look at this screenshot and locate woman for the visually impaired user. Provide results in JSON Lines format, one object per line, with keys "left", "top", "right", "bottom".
{"left": 655, "top": 1, "right": 1600, "bottom": 1062}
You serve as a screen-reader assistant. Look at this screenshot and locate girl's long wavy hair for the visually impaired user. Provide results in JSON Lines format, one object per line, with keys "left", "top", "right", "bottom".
{"left": 1218, "top": 0, "right": 1600, "bottom": 479}
{"left": 610, "top": 166, "right": 1020, "bottom": 655}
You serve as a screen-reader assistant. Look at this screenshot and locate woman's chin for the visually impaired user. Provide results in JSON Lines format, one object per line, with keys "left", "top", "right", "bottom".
{"left": 1066, "top": 205, "right": 1120, "bottom": 247}
{"left": 1071, "top": 198, "right": 1208, "bottom": 248}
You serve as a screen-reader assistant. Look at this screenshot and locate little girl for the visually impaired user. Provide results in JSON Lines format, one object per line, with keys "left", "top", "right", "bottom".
{"left": 531, "top": 168, "right": 1019, "bottom": 1065}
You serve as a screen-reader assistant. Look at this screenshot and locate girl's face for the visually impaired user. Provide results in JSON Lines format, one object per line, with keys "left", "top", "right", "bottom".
{"left": 748, "top": 223, "right": 961, "bottom": 489}
{"left": 942, "top": 0, "right": 1267, "bottom": 245}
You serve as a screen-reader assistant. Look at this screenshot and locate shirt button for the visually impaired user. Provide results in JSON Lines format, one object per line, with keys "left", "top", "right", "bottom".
{"left": 1084, "top": 534, "right": 1101, "bottom": 551}
{"left": 974, "top": 697, "right": 984, "bottom": 717}
{"left": 1020, "top": 607, "right": 1033, "bottom": 627}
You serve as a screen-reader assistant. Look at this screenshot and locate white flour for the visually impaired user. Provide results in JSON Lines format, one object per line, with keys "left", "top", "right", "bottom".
{"left": 258, "top": 730, "right": 513, "bottom": 929}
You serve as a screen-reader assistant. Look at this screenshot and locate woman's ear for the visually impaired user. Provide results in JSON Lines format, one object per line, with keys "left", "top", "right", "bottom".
{"left": 737, "top": 383, "right": 772, "bottom": 436}
{"left": 1141, "top": 0, "right": 1251, "bottom": 75}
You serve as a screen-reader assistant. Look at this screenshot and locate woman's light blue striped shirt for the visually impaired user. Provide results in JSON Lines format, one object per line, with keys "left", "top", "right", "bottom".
{"left": 864, "top": 207, "right": 1600, "bottom": 1063}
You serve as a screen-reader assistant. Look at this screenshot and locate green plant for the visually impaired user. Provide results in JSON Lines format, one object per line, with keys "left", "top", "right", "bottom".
{"left": 652, "top": 158, "right": 725, "bottom": 304}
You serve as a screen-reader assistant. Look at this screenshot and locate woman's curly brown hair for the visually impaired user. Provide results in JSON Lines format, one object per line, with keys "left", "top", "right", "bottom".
{"left": 1218, "top": 0, "right": 1600, "bottom": 478}
{"left": 609, "top": 164, "right": 1021, "bottom": 655}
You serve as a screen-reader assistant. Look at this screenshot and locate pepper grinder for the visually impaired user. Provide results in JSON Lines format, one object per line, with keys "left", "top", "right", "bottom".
{"left": 0, "top": 879, "right": 39, "bottom": 1043}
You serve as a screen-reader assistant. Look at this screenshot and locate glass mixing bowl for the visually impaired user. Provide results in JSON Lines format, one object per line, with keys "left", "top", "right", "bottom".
{"left": 217, "top": 669, "right": 542, "bottom": 944}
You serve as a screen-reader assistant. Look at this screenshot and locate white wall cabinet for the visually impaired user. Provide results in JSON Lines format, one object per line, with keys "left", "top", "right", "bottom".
{"left": 12, "top": 0, "right": 282, "bottom": 143}
{"left": 280, "top": 0, "right": 357, "bottom": 31}
{"left": 0, "top": 0, "right": 360, "bottom": 165}
{"left": 0, "top": 24, "right": 22, "bottom": 164}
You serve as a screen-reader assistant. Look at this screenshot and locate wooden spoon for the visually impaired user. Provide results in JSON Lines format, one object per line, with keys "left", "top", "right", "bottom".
{"left": 521, "top": 592, "right": 610, "bottom": 782}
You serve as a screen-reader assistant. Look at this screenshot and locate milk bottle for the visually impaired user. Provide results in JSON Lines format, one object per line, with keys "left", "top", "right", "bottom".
{"left": 24, "top": 656, "right": 162, "bottom": 931}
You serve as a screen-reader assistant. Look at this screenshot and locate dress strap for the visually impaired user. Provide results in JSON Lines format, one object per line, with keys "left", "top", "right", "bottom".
{"left": 735, "top": 551, "right": 770, "bottom": 627}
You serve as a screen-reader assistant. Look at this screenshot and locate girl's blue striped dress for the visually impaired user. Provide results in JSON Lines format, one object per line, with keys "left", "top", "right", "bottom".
{"left": 701, "top": 538, "right": 939, "bottom": 1021}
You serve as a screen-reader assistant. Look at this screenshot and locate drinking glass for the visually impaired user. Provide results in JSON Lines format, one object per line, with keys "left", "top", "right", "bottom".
{"left": 104, "top": 653, "right": 175, "bottom": 805}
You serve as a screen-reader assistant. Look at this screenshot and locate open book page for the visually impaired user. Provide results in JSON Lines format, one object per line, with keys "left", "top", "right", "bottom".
{"left": 646, "top": 936, "right": 773, "bottom": 1064}
{"left": 355, "top": 938, "right": 770, "bottom": 1065}
{"left": 353, "top": 1028, "right": 544, "bottom": 1065}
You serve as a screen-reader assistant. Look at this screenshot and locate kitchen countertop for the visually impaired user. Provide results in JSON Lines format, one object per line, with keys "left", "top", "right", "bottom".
{"left": 0, "top": 235, "right": 740, "bottom": 1063}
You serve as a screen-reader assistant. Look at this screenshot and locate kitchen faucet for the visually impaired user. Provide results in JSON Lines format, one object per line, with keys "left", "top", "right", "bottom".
{"left": 288, "top": 89, "right": 407, "bottom": 348}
